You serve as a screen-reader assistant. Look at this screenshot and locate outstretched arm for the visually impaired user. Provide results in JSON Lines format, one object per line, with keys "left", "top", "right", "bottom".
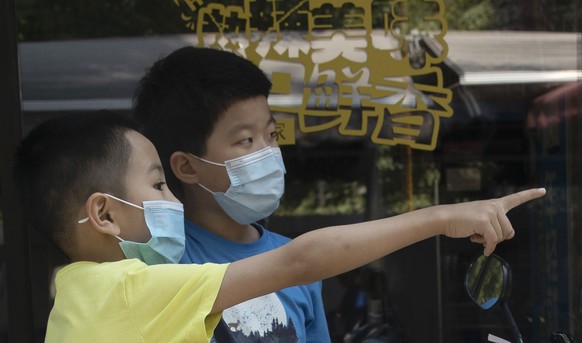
{"left": 212, "top": 188, "right": 545, "bottom": 313}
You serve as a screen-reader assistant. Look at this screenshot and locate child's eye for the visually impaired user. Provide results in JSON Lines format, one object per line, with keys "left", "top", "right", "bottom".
{"left": 269, "top": 131, "right": 277, "bottom": 140}
{"left": 154, "top": 181, "right": 166, "bottom": 191}
{"left": 240, "top": 138, "right": 253, "bottom": 144}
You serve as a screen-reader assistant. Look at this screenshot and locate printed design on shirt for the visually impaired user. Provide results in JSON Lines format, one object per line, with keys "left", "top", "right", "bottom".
{"left": 223, "top": 292, "right": 298, "bottom": 342}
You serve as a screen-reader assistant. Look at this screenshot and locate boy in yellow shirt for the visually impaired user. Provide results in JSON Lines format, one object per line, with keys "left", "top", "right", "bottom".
{"left": 14, "top": 110, "right": 545, "bottom": 342}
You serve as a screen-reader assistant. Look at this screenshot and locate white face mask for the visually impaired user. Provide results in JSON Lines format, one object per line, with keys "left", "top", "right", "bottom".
{"left": 191, "top": 147, "right": 286, "bottom": 225}
{"left": 78, "top": 194, "right": 185, "bottom": 264}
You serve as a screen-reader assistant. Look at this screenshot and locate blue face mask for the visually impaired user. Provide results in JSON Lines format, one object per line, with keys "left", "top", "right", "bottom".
{"left": 191, "top": 147, "right": 286, "bottom": 225}
{"left": 78, "top": 194, "right": 185, "bottom": 265}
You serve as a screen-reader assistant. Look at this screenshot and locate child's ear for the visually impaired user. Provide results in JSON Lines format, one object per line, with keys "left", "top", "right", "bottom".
{"left": 83, "top": 193, "right": 121, "bottom": 236}
{"left": 170, "top": 151, "right": 199, "bottom": 184}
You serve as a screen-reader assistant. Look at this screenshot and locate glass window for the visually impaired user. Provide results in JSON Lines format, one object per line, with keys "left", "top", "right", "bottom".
{"left": 4, "top": 0, "right": 580, "bottom": 342}
{"left": 0, "top": 209, "right": 7, "bottom": 341}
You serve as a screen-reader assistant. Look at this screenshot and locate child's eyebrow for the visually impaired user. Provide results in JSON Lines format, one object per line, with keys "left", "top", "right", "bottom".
{"left": 228, "top": 123, "right": 253, "bottom": 136}
{"left": 228, "top": 117, "right": 276, "bottom": 135}
{"left": 147, "top": 163, "right": 164, "bottom": 175}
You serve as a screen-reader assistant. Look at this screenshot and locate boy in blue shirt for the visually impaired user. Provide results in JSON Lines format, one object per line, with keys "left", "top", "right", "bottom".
{"left": 133, "top": 46, "right": 329, "bottom": 342}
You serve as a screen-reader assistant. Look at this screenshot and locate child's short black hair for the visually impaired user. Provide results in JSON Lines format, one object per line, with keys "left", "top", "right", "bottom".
{"left": 13, "top": 111, "right": 141, "bottom": 256}
{"left": 132, "top": 46, "right": 272, "bottom": 199}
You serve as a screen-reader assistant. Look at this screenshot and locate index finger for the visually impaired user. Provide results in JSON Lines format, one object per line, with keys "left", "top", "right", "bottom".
{"left": 499, "top": 188, "right": 546, "bottom": 212}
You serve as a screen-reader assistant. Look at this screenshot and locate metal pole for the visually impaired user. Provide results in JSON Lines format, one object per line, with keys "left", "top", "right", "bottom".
{"left": 405, "top": 145, "right": 413, "bottom": 211}
{"left": 434, "top": 173, "right": 443, "bottom": 343}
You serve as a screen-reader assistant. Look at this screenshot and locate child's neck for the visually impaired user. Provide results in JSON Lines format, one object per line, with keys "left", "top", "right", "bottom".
{"left": 188, "top": 211, "right": 261, "bottom": 243}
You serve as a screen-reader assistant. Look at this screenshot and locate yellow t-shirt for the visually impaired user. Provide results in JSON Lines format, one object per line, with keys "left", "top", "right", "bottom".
{"left": 44, "top": 259, "right": 228, "bottom": 343}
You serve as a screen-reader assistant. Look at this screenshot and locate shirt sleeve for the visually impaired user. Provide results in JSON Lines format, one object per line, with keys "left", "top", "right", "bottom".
{"left": 306, "top": 280, "right": 332, "bottom": 343}
{"left": 122, "top": 262, "right": 229, "bottom": 342}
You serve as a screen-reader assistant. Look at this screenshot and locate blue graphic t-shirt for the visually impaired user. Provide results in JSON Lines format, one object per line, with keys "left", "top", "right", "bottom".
{"left": 180, "top": 220, "right": 330, "bottom": 343}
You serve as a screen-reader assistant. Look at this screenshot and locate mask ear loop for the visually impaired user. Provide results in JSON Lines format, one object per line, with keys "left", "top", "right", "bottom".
{"left": 77, "top": 217, "right": 125, "bottom": 242}
{"left": 188, "top": 153, "right": 225, "bottom": 195}
{"left": 196, "top": 183, "right": 215, "bottom": 195}
{"left": 188, "top": 153, "right": 226, "bottom": 167}
{"left": 77, "top": 193, "right": 144, "bottom": 229}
